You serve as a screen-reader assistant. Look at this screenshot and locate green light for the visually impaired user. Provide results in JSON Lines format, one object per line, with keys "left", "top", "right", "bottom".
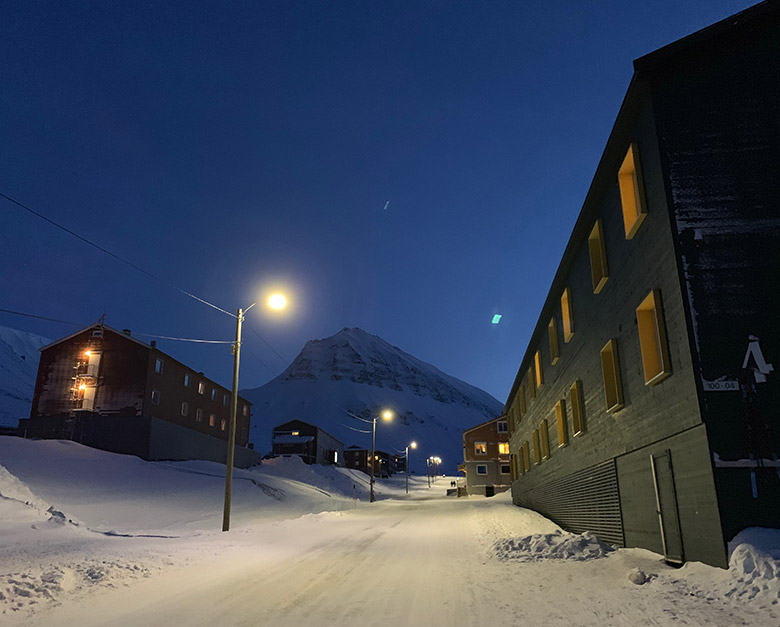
{"left": 492, "top": 314, "right": 502, "bottom": 324}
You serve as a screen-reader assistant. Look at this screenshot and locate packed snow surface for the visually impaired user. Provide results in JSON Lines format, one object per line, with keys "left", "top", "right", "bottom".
{"left": 1, "top": 436, "right": 778, "bottom": 626}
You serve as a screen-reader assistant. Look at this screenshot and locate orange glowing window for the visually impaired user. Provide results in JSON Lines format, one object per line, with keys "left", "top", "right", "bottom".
{"left": 588, "top": 219, "right": 609, "bottom": 294}
{"left": 555, "top": 400, "right": 568, "bottom": 448}
{"left": 561, "top": 288, "right": 574, "bottom": 342}
{"left": 532, "top": 429, "right": 541, "bottom": 465}
{"left": 540, "top": 419, "right": 550, "bottom": 460}
{"left": 498, "top": 442, "right": 509, "bottom": 455}
{"left": 570, "top": 380, "right": 586, "bottom": 436}
{"left": 548, "top": 317, "right": 559, "bottom": 365}
{"left": 637, "top": 289, "right": 672, "bottom": 385}
{"left": 534, "top": 351, "right": 543, "bottom": 388}
{"left": 618, "top": 143, "right": 647, "bottom": 239}
{"left": 600, "top": 339, "right": 625, "bottom": 413}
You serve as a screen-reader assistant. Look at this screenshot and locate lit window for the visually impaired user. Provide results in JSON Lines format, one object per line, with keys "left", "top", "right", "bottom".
{"left": 220, "top": 419, "right": 227, "bottom": 431}
{"left": 474, "top": 442, "right": 487, "bottom": 455}
{"left": 184, "top": 373, "right": 191, "bottom": 387}
{"left": 570, "top": 380, "right": 585, "bottom": 436}
{"left": 637, "top": 289, "right": 672, "bottom": 385}
{"left": 532, "top": 430, "right": 541, "bottom": 465}
{"left": 151, "top": 389, "right": 160, "bottom": 406}
{"left": 555, "top": 400, "right": 568, "bottom": 447}
{"left": 561, "top": 287, "right": 574, "bottom": 342}
{"left": 498, "top": 442, "right": 509, "bottom": 455}
{"left": 291, "top": 431, "right": 300, "bottom": 436}
{"left": 540, "top": 419, "right": 550, "bottom": 460}
{"left": 534, "top": 350, "right": 543, "bottom": 388}
{"left": 209, "top": 414, "right": 216, "bottom": 427}
{"left": 528, "top": 367, "right": 536, "bottom": 399}
{"left": 195, "top": 408, "right": 203, "bottom": 422}
{"left": 549, "top": 317, "right": 559, "bottom": 365}
{"left": 523, "top": 441, "right": 530, "bottom": 472}
{"left": 211, "top": 388, "right": 217, "bottom": 401}
{"left": 181, "top": 402, "right": 189, "bottom": 417}
{"left": 618, "top": 143, "right": 647, "bottom": 239}
{"left": 154, "top": 358, "right": 163, "bottom": 374}
{"left": 198, "top": 382, "right": 205, "bottom": 395}
{"left": 600, "top": 339, "right": 625, "bottom": 412}
{"left": 588, "top": 219, "right": 609, "bottom": 293}
{"left": 497, "top": 420, "right": 508, "bottom": 433}
{"left": 500, "top": 464, "right": 511, "bottom": 474}
{"left": 476, "top": 465, "right": 487, "bottom": 475}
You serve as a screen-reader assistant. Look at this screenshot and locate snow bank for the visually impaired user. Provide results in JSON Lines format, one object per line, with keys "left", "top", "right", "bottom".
{"left": 726, "top": 543, "right": 780, "bottom": 606}
{"left": 492, "top": 529, "right": 615, "bottom": 562}
{"left": 0, "top": 464, "right": 50, "bottom": 513}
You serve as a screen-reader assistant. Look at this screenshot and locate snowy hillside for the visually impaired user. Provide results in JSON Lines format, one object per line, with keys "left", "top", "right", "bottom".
{"left": 0, "top": 325, "right": 49, "bottom": 427}
{"left": 241, "top": 328, "right": 503, "bottom": 472}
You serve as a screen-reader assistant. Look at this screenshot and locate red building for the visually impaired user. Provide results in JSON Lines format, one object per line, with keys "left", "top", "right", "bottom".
{"left": 20, "top": 323, "right": 258, "bottom": 466}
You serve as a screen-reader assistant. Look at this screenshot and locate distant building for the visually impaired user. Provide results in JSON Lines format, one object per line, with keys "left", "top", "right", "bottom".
{"left": 343, "top": 446, "right": 391, "bottom": 477}
{"left": 505, "top": 2, "right": 779, "bottom": 569}
{"left": 271, "top": 420, "right": 343, "bottom": 465}
{"left": 460, "top": 416, "right": 511, "bottom": 497}
{"left": 19, "top": 324, "right": 259, "bottom": 467}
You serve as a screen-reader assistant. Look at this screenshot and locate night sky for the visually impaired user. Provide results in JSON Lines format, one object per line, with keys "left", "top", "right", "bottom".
{"left": 0, "top": 1, "right": 755, "bottom": 402}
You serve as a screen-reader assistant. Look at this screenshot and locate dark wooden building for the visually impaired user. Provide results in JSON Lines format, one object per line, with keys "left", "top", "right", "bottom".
{"left": 505, "top": 2, "right": 780, "bottom": 569}
{"left": 20, "top": 324, "right": 259, "bottom": 467}
{"left": 343, "top": 446, "right": 391, "bottom": 477}
{"left": 460, "top": 416, "right": 511, "bottom": 497}
{"left": 271, "top": 419, "right": 344, "bottom": 465}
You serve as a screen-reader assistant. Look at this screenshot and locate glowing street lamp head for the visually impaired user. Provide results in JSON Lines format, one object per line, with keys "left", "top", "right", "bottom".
{"left": 381, "top": 410, "right": 393, "bottom": 421}
{"left": 410, "top": 441, "right": 417, "bottom": 449}
{"left": 268, "top": 293, "right": 287, "bottom": 310}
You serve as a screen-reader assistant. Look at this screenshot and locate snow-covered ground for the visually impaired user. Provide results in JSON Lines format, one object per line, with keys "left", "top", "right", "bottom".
{"left": 1, "top": 436, "right": 778, "bottom": 626}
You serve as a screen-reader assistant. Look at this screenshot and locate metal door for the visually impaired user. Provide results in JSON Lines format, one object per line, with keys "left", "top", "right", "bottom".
{"left": 650, "top": 450, "right": 684, "bottom": 564}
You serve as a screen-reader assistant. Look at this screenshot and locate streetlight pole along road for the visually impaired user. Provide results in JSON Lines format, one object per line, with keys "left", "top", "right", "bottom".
{"left": 370, "top": 410, "right": 392, "bottom": 503}
{"left": 405, "top": 441, "right": 417, "bottom": 495}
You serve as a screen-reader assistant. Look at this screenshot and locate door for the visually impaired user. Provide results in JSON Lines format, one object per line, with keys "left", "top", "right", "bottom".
{"left": 650, "top": 450, "right": 684, "bottom": 564}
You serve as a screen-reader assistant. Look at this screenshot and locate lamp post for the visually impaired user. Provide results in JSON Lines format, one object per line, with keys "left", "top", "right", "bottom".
{"left": 222, "top": 293, "right": 285, "bottom": 532}
{"left": 405, "top": 441, "right": 417, "bottom": 494}
{"left": 370, "top": 410, "right": 393, "bottom": 503}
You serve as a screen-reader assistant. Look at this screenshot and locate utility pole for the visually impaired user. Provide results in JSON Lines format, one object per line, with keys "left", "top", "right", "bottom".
{"left": 222, "top": 306, "right": 245, "bottom": 532}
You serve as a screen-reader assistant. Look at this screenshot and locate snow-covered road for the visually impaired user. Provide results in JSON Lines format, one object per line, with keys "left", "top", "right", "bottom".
{"left": 26, "top": 497, "right": 777, "bottom": 627}
{"left": 2, "top": 438, "right": 778, "bottom": 626}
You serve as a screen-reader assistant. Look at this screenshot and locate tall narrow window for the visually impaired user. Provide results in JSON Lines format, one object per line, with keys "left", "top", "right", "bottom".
{"left": 555, "top": 400, "right": 568, "bottom": 447}
{"left": 519, "top": 385, "right": 527, "bottom": 413}
{"left": 540, "top": 419, "right": 550, "bottom": 460}
{"left": 637, "top": 289, "right": 672, "bottom": 385}
{"left": 618, "top": 143, "right": 647, "bottom": 239}
{"left": 195, "top": 408, "right": 203, "bottom": 423}
{"left": 198, "top": 382, "right": 205, "bottom": 395}
{"left": 220, "top": 418, "right": 227, "bottom": 431}
{"left": 151, "top": 389, "right": 160, "bottom": 406}
{"left": 532, "top": 430, "right": 541, "bottom": 465}
{"left": 513, "top": 452, "right": 521, "bottom": 478}
{"left": 561, "top": 288, "right": 574, "bottom": 342}
{"left": 534, "top": 350, "right": 543, "bottom": 388}
{"left": 181, "top": 402, "right": 189, "bottom": 417}
{"left": 497, "top": 420, "right": 508, "bottom": 433}
{"left": 548, "top": 317, "right": 560, "bottom": 365}
{"left": 600, "top": 339, "right": 625, "bottom": 412}
{"left": 528, "top": 368, "right": 536, "bottom": 399}
{"left": 209, "top": 414, "right": 216, "bottom": 427}
{"left": 523, "top": 441, "right": 531, "bottom": 472}
{"left": 154, "top": 357, "right": 164, "bottom": 374}
{"left": 588, "top": 219, "right": 609, "bottom": 293}
{"left": 508, "top": 406, "right": 516, "bottom": 433}
{"left": 184, "top": 373, "right": 191, "bottom": 387}
{"left": 570, "top": 380, "right": 586, "bottom": 436}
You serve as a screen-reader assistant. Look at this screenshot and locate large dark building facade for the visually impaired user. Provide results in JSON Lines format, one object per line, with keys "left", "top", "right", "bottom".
{"left": 20, "top": 324, "right": 259, "bottom": 467}
{"left": 271, "top": 419, "right": 344, "bottom": 465}
{"left": 505, "top": 2, "right": 779, "bottom": 569}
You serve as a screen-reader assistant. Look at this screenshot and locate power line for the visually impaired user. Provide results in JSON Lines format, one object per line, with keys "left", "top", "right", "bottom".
{"left": 0, "top": 307, "right": 82, "bottom": 327}
{"left": 132, "top": 332, "right": 233, "bottom": 344}
{"left": 337, "top": 421, "right": 372, "bottom": 434}
{"left": 0, "top": 191, "right": 236, "bottom": 319}
{"left": 244, "top": 346, "right": 281, "bottom": 379}
{"left": 248, "top": 326, "right": 290, "bottom": 366}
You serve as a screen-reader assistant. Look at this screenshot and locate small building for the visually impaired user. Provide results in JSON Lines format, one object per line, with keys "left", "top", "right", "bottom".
{"left": 271, "top": 420, "right": 343, "bottom": 465}
{"left": 461, "top": 416, "right": 511, "bottom": 497}
{"left": 19, "top": 323, "right": 259, "bottom": 467}
{"left": 343, "top": 446, "right": 391, "bottom": 477}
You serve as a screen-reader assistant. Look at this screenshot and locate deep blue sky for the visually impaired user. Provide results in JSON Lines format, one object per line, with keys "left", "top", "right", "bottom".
{"left": 0, "top": 0, "right": 756, "bottom": 402}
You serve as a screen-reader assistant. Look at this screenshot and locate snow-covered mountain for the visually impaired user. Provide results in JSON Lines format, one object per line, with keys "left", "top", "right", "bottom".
{"left": 0, "top": 325, "right": 49, "bottom": 427}
{"left": 241, "top": 327, "right": 503, "bottom": 472}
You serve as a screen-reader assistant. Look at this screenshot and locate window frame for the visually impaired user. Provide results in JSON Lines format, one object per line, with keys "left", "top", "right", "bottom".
{"left": 498, "top": 442, "right": 509, "bottom": 455}
{"left": 195, "top": 408, "right": 203, "bottom": 423}
{"left": 209, "top": 413, "right": 216, "bottom": 427}
{"left": 497, "top": 420, "right": 508, "bottom": 433}
{"left": 151, "top": 389, "right": 161, "bottom": 406}
{"left": 600, "top": 338, "right": 625, "bottom": 412}
{"left": 570, "top": 380, "right": 586, "bottom": 436}
{"left": 523, "top": 441, "right": 531, "bottom": 472}
{"left": 532, "top": 429, "right": 541, "bottom": 465}
{"left": 540, "top": 419, "right": 550, "bottom": 460}
{"left": 181, "top": 401, "right": 189, "bottom": 417}
{"left": 476, "top": 464, "right": 488, "bottom": 475}
{"left": 534, "top": 350, "right": 544, "bottom": 389}
{"left": 561, "top": 287, "right": 574, "bottom": 342}
{"left": 555, "top": 399, "right": 568, "bottom": 447}
{"left": 636, "top": 289, "right": 672, "bottom": 385}
{"left": 618, "top": 142, "right": 647, "bottom": 239}
{"left": 500, "top": 464, "right": 511, "bottom": 475}
{"left": 184, "top": 373, "right": 191, "bottom": 388}
{"left": 474, "top": 441, "right": 487, "bottom": 455}
{"left": 548, "top": 317, "right": 560, "bottom": 365}
{"left": 154, "top": 357, "right": 164, "bottom": 374}
{"left": 588, "top": 219, "right": 609, "bottom": 294}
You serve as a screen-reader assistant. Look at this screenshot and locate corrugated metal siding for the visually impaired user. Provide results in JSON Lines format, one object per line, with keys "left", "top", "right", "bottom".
{"left": 520, "top": 459, "right": 624, "bottom": 546}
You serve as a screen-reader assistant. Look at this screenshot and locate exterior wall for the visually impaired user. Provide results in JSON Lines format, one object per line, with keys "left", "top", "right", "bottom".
{"left": 463, "top": 418, "right": 510, "bottom": 496}
{"left": 149, "top": 418, "right": 261, "bottom": 468}
{"left": 272, "top": 420, "right": 344, "bottom": 465}
{"left": 344, "top": 447, "right": 368, "bottom": 473}
{"left": 645, "top": 10, "right": 780, "bottom": 540}
{"left": 31, "top": 328, "right": 147, "bottom": 416}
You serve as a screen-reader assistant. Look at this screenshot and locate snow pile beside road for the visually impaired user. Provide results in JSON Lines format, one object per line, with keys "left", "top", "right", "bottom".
{"left": 726, "top": 543, "right": 780, "bottom": 605}
{"left": 0, "top": 464, "right": 49, "bottom": 513}
{"left": 492, "top": 529, "right": 615, "bottom": 562}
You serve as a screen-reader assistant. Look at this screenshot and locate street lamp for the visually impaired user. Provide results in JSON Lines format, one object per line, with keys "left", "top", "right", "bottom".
{"left": 370, "top": 409, "right": 393, "bottom": 503}
{"left": 405, "top": 441, "right": 417, "bottom": 494}
{"left": 223, "top": 294, "right": 286, "bottom": 532}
